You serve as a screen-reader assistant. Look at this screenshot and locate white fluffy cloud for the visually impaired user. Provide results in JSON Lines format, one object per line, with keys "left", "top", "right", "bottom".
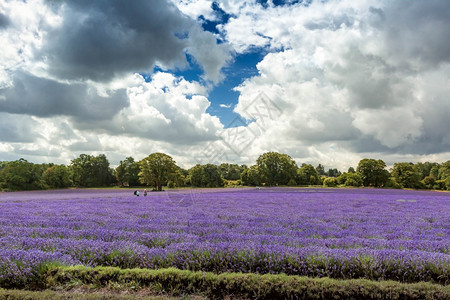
{"left": 218, "top": 0, "right": 450, "bottom": 169}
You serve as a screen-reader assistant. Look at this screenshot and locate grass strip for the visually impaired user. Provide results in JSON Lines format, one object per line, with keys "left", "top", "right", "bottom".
{"left": 0, "top": 287, "right": 205, "bottom": 299}
{"left": 41, "top": 265, "right": 450, "bottom": 300}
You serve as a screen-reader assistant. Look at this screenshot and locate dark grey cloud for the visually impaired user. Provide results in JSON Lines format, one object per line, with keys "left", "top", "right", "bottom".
{"left": 327, "top": 47, "right": 413, "bottom": 110}
{"left": 0, "top": 72, "right": 128, "bottom": 120}
{"left": 40, "top": 0, "right": 192, "bottom": 81}
{"left": 0, "top": 13, "right": 10, "bottom": 29}
{"left": 373, "top": 1, "right": 450, "bottom": 69}
{"left": 0, "top": 113, "right": 41, "bottom": 143}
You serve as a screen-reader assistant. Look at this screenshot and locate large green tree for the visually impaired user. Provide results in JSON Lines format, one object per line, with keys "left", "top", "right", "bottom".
{"left": 188, "top": 164, "right": 224, "bottom": 187}
{"left": 139, "top": 153, "right": 178, "bottom": 191}
{"left": 256, "top": 152, "right": 297, "bottom": 186}
{"left": 391, "top": 162, "right": 422, "bottom": 189}
{"left": 240, "top": 165, "right": 262, "bottom": 186}
{"left": 42, "top": 165, "right": 72, "bottom": 189}
{"left": 415, "top": 162, "right": 440, "bottom": 180}
{"left": 337, "top": 172, "right": 363, "bottom": 187}
{"left": 70, "top": 154, "right": 114, "bottom": 187}
{"left": 0, "top": 159, "right": 46, "bottom": 191}
{"left": 438, "top": 161, "right": 450, "bottom": 180}
{"left": 297, "top": 163, "right": 320, "bottom": 185}
{"left": 219, "top": 163, "right": 243, "bottom": 181}
{"left": 115, "top": 157, "right": 140, "bottom": 187}
{"left": 356, "top": 158, "right": 390, "bottom": 187}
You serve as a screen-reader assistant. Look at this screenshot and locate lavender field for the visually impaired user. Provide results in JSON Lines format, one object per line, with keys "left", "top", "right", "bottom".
{"left": 0, "top": 188, "right": 449, "bottom": 286}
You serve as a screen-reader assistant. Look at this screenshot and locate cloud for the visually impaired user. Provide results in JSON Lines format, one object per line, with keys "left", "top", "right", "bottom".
{"left": 0, "top": 71, "right": 128, "bottom": 120}
{"left": 223, "top": 0, "right": 450, "bottom": 168}
{"left": 39, "top": 0, "right": 190, "bottom": 82}
{"left": 219, "top": 103, "right": 232, "bottom": 108}
{"left": 0, "top": 113, "right": 42, "bottom": 143}
{"left": 86, "top": 72, "right": 223, "bottom": 145}
{"left": 172, "top": 0, "right": 216, "bottom": 20}
{"left": 187, "top": 25, "right": 232, "bottom": 83}
{"left": 0, "top": 12, "right": 10, "bottom": 29}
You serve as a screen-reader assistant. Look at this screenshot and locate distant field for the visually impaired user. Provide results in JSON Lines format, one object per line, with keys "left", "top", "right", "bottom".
{"left": 0, "top": 187, "right": 449, "bottom": 292}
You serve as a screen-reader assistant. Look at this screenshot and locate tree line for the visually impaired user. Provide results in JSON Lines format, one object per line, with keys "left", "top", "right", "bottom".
{"left": 0, "top": 152, "right": 449, "bottom": 191}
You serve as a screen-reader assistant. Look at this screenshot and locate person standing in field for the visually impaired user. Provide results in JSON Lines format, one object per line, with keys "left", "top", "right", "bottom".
{"left": 144, "top": 189, "right": 147, "bottom": 196}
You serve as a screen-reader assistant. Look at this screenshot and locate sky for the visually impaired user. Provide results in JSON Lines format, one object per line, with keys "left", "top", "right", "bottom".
{"left": 0, "top": 0, "right": 449, "bottom": 170}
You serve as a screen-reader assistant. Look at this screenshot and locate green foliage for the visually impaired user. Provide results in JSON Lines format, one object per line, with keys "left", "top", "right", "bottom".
{"left": 337, "top": 172, "right": 363, "bottom": 187}
{"left": 357, "top": 158, "right": 390, "bottom": 187}
{"left": 42, "top": 165, "right": 72, "bottom": 189}
{"left": 41, "top": 266, "right": 450, "bottom": 300}
{"left": 287, "top": 178, "right": 297, "bottom": 186}
{"left": 323, "top": 177, "right": 338, "bottom": 187}
{"left": 434, "top": 180, "right": 446, "bottom": 190}
{"left": 438, "top": 161, "right": 450, "bottom": 180}
{"left": 188, "top": 164, "right": 224, "bottom": 188}
{"left": 384, "top": 177, "right": 402, "bottom": 189}
{"left": 326, "top": 168, "right": 341, "bottom": 177}
{"left": 391, "top": 162, "right": 422, "bottom": 189}
{"left": 70, "top": 154, "right": 115, "bottom": 187}
{"left": 0, "top": 159, "right": 46, "bottom": 191}
{"left": 167, "top": 180, "right": 176, "bottom": 188}
{"left": 421, "top": 176, "right": 435, "bottom": 189}
{"left": 138, "top": 153, "right": 178, "bottom": 191}
{"left": 256, "top": 152, "right": 297, "bottom": 186}
{"left": 297, "top": 164, "right": 320, "bottom": 185}
{"left": 218, "top": 163, "right": 244, "bottom": 181}
{"left": 114, "top": 157, "right": 140, "bottom": 187}
{"left": 240, "top": 165, "right": 262, "bottom": 186}
{"left": 316, "top": 164, "right": 325, "bottom": 176}
{"left": 415, "top": 162, "right": 440, "bottom": 180}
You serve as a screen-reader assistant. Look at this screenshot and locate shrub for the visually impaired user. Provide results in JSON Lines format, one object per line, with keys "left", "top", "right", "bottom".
{"left": 323, "top": 177, "right": 338, "bottom": 187}
{"left": 41, "top": 266, "right": 450, "bottom": 300}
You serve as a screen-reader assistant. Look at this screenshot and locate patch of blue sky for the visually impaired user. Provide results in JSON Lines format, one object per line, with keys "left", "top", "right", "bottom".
{"left": 199, "top": 2, "right": 231, "bottom": 35}
{"left": 257, "top": 0, "right": 311, "bottom": 8}
{"left": 142, "top": 49, "right": 266, "bottom": 129}
{"left": 206, "top": 50, "right": 266, "bottom": 128}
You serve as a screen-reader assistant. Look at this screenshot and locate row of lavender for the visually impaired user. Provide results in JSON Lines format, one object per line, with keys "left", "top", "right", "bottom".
{"left": 0, "top": 188, "right": 449, "bottom": 286}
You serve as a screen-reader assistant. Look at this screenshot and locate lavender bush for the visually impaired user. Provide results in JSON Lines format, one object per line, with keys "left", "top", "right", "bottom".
{"left": 0, "top": 188, "right": 448, "bottom": 285}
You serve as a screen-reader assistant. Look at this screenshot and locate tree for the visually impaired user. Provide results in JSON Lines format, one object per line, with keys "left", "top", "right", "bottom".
{"left": 337, "top": 172, "right": 363, "bottom": 187}
{"left": 115, "top": 157, "right": 140, "bottom": 186}
{"left": 256, "top": 152, "right": 297, "bottom": 186}
{"left": 323, "top": 177, "right": 338, "bottom": 187}
{"left": 241, "top": 165, "right": 262, "bottom": 186}
{"left": 0, "top": 159, "right": 46, "bottom": 191}
{"left": 42, "top": 165, "right": 72, "bottom": 189}
{"left": 70, "top": 154, "right": 114, "bottom": 187}
{"left": 297, "top": 164, "right": 319, "bottom": 185}
{"left": 188, "top": 164, "right": 224, "bottom": 187}
{"left": 348, "top": 167, "right": 356, "bottom": 173}
{"left": 422, "top": 176, "right": 435, "bottom": 189}
{"left": 415, "top": 162, "right": 439, "bottom": 180}
{"left": 219, "top": 163, "right": 243, "bottom": 181}
{"left": 391, "top": 162, "right": 422, "bottom": 189}
{"left": 316, "top": 164, "right": 325, "bottom": 176}
{"left": 438, "top": 161, "right": 450, "bottom": 180}
{"left": 356, "top": 158, "right": 390, "bottom": 187}
{"left": 326, "top": 168, "right": 341, "bottom": 177}
{"left": 139, "top": 153, "right": 178, "bottom": 191}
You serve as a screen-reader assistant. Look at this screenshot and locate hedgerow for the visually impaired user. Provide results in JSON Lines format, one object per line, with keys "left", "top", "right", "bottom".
{"left": 41, "top": 266, "right": 450, "bottom": 300}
